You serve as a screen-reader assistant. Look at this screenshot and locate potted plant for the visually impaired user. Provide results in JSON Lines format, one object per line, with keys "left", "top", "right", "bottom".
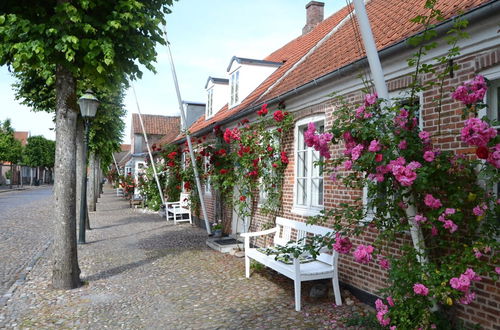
{"left": 212, "top": 221, "right": 223, "bottom": 238}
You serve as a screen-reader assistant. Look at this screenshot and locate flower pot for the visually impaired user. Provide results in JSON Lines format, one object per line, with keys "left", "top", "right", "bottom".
{"left": 213, "top": 229, "right": 222, "bottom": 238}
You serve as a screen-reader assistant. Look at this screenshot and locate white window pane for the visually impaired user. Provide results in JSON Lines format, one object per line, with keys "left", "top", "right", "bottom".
{"left": 296, "top": 178, "right": 307, "bottom": 205}
{"left": 298, "top": 127, "right": 306, "bottom": 150}
{"left": 311, "top": 178, "right": 323, "bottom": 206}
{"left": 298, "top": 151, "right": 307, "bottom": 177}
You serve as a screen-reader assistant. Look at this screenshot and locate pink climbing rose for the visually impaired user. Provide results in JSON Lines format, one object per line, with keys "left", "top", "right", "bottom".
{"left": 368, "top": 139, "right": 382, "bottom": 152}
{"left": 423, "top": 151, "right": 435, "bottom": 162}
{"left": 413, "top": 283, "right": 429, "bottom": 296}
{"left": 461, "top": 118, "right": 497, "bottom": 147}
{"left": 488, "top": 144, "right": 500, "bottom": 169}
{"left": 424, "top": 194, "right": 442, "bottom": 209}
{"left": 452, "top": 75, "right": 487, "bottom": 105}
{"left": 333, "top": 233, "right": 353, "bottom": 254}
{"left": 353, "top": 244, "right": 374, "bottom": 264}
{"left": 303, "top": 122, "right": 333, "bottom": 159}
{"left": 414, "top": 214, "right": 427, "bottom": 224}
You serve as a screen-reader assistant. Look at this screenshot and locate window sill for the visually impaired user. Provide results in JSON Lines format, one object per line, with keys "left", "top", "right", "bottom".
{"left": 291, "top": 207, "right": 324, "bottom": 217}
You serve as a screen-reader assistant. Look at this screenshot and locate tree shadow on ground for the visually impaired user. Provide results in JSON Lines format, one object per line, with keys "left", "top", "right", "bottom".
{"left": 83, "top": 255, "right": 161, "bottom": 282}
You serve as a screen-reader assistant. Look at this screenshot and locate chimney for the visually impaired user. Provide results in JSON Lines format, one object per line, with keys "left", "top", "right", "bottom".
{"left": 302, "top": 1, "right": 324, "bottom": 35}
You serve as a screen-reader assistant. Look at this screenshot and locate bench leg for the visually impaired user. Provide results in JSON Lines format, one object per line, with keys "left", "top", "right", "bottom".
{"left": 332, "top": 276, "right": 342, "bottom": 306}
{"left": 245, "top": 256, "right": 250, "bottom": 278}
{"left": 294, "top": 279, "right": 301, "bottom": 311}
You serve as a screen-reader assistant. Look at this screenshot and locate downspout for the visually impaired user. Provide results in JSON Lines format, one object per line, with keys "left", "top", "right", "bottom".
{"left": 164, "top": 27, "right": 212, "bottom": 235}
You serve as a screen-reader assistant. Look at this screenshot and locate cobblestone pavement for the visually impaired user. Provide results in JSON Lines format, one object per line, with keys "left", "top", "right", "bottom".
{"left": 0, "top": 186, "right": 54, "bottom": 299}
{"left": 0, "top": 186, "right": 372, "bottom": 329}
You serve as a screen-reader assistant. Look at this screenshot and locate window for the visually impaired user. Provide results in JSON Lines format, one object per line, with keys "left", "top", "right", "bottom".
{"left": 391, "top": 91, "right": 423, "bottom": 130}
{"left": 292, "top": 116, "right": 324, "bottom": 215}
{"left": 486, "top": 78, "right": 500, "bottom": 199}
{"left": 206, "top": 88, "right": 214, "bottom": 118}
{"left": 230, "top": 70, "right": 239, "bottom": 107}
{"left": 487, "top": 79, "right": 500, "bottom": 127}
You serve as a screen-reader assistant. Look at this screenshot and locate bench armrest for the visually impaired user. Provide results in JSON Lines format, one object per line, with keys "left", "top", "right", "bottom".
{"left": 241, "top": 227, "right": 278, "bottom": 250}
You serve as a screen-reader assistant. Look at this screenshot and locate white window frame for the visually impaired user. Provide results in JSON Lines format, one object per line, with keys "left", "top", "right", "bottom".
{"left": 206, "top": 88, "right": 214, "bottom": 118}
{"left": 229, "top": 69, "right": 240, "bottom": 108}
{"left": 292, "top": 115, "right": 325, "bottom": 216}
{"left": 480, "top": 66, "right": 500, "bottom": 199}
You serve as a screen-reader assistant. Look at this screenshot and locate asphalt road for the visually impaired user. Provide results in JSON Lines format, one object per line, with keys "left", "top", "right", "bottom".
{"left": 0, "top": 186, "right": 54, "bottom": 299}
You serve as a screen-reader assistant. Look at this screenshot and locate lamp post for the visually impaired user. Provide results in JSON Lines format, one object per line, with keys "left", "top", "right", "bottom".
{"left": 77, "top": 89, "right": 99, "bottom": 244}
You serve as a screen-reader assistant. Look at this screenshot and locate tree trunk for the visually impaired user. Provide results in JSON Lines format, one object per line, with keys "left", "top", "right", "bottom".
{"left": 75, "top": 118, "right": 84, "bottom": 226}
{"left": 51, "top": 64, "right": 81, "bottom": 289}
{"left": 87, "top": 151, "right": 96, "bottom": 212}
{"left": 30, "top": 167, "right": 33, "bottom": 186}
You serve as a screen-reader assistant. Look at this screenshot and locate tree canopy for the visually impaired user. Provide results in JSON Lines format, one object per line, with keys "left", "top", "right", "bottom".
{"left": 23, "top": 135, "right": 56, "bottom": 168}
{"left": 0, "top": 119, "right": 23, "bottom": 164}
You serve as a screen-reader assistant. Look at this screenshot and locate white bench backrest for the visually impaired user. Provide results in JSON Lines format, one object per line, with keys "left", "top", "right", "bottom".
{"left": 180, "top": 193, "right": 190, "bottom": 208}
{"left": 274, "top": 217, "right": 338, "bottom": 266}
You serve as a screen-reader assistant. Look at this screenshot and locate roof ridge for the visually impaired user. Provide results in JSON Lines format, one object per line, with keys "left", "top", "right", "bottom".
{"left": 255, "top": 6, "right": 354, "bottom": 104}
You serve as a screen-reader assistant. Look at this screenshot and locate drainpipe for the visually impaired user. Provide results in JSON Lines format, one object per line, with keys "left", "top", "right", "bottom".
{"left": 164, "top": 27, "right": 211, "bottom": 235}
{"left": 352, "top": 0, "right": 389, "bottom": 100}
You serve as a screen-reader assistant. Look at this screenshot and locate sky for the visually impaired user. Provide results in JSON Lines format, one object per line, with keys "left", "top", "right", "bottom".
{"left": 0, "top": 0, "right": 345, "bottom": 144}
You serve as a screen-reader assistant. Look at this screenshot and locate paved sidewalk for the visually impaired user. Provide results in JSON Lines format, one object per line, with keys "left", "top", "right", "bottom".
{"left": 0, "top": 187, "right": 371, "bottom": 329}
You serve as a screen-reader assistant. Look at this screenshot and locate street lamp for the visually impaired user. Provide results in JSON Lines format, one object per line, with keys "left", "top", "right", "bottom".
{"left": 77, "top": 89, "right": 99, "bottom": 244}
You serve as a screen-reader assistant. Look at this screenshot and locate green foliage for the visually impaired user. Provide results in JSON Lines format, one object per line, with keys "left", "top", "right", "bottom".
{"left": 160, "top": 144, "right": 182, "bottom": 203}
{"left": 0, "top": 0, "right": 174, "bottom": 89}
{"left": 137, "top": 163, "right": 164, "bottom": 210}
{"left": 0, "top": 119, "right": 23, "bottom": 164}
{"left": 22, "top": 135, "right": 55, "bottom": 167}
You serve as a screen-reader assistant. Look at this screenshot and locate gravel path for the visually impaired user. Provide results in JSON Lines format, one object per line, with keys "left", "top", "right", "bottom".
{"left": 0, "top": 186, "right": 371, "bottom": 329}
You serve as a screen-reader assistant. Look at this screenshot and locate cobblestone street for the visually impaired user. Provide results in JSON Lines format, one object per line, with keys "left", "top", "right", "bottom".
{"left": 0, "top": 186, "right": 371, "bottom": 329}
{"left": 0, "top": 186, "right": 53, "bottom": 301}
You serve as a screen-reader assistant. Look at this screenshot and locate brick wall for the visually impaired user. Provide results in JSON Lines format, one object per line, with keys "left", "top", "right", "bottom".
{"left": 245, "top": 45, "right": 500, "bottom": 328}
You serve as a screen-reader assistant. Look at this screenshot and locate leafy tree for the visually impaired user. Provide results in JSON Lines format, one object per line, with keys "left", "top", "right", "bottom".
{"left": 0, "top": 119, "right": 23, "bottom": 164}
{"left": 0, "top": 0, "right": 174, "bottom": 289}
{"left": 0, "top": 119, "right": 23, "bottom": 187}
{"left": 23, "top": 135, "right": 56, "bottom": 168}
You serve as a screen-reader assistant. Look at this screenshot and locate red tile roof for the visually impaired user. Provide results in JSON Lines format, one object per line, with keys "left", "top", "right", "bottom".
{"left": 180, "top": 0, "right": 490, "bottom": 140}
{"left": 131, "top": 114, "right": 180, "bottom": 136}
{"left": 120, "top": 144, "right": 131, "bottom": 152}
{"left": 14, "top": 131, "right": 29, "bottom": 146}
{"left": 182, "top": 5, "right": 353, "bottom": 138}
{"left": 263, "top": 0, "right": 489, "bottom": 101}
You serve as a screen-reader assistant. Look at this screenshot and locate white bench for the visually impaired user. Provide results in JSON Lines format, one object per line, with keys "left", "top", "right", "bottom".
{"left": 165, "top": 193, "right": 192, "bottom": 224}
{"left": 241, "top": 216, "right": 342, "bottom": 311}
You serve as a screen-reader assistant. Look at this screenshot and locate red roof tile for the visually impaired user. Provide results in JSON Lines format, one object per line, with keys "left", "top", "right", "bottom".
{"left": 120, "top": 144, "right": 131, "bottom": 152}
{"left": 131, "top": 114, "right": 180, "bottom": 136}
{"left": 181, "top": 0, "right": 490, "bottom": 139}
{"left": 14, "top": 131, "right": 29, "bottom": 146}
{"left": 263, "top": 0, "right": 489, "bottom": 101}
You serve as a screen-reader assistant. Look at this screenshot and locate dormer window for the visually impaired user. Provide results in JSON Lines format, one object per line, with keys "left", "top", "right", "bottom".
{"left": 204, "top": 76, "right": 229, "bottom": 118}
{"left": 226, "top": 56, "right": 282, "bottom": 109}
{"left": 230, "top": 70, "right": 240, "bottom": 107}
{"left": 206, "top": 88, "right": 214, "bottom": 118}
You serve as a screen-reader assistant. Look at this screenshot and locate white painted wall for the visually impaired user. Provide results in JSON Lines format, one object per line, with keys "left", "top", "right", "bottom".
{"left": 206, "top": 80, "right": 228, "bottom": 118}
{"left": 228, "top": 62, "right": 280, "bottom": 108}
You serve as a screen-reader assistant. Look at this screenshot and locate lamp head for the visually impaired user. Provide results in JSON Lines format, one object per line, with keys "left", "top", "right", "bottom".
{"left": 77, "top": 89, "right": 100, "bottom": 118}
